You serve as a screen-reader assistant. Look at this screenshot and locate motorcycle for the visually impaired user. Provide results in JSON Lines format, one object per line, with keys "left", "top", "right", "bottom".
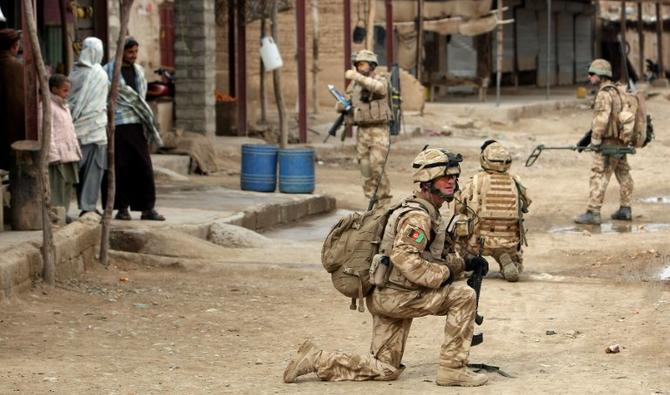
{"left": 146, "top": 67, "right": 175, "bottom": 101}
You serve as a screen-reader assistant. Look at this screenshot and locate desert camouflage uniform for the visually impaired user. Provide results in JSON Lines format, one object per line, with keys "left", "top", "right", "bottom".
{"left": 346, "top": 72, "right": 392, "bottom": 200}
{"left": 456, "top": 171, "right": 531, "bottom": 275}
{"left": 313, "top": 195, "right": 475, "bottom": 381}
{"left": 588, "top": 81, "right": 634, "bottom": 212}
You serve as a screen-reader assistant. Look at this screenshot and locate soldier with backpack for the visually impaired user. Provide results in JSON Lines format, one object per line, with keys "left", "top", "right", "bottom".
{"left": 575, "top": 58, "right": 636, "bottom": 225}
{"left": 284, "top": 148, "right": 490, "bottom": 387}
{"left": 340, "top": 50, "right": 393, "bottom": 202}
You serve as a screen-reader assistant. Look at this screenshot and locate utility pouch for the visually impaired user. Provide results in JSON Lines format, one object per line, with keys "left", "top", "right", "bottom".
{"left": 369, "top": 254, "right": 391, "bottom": 287}
{"left": 454, "top": 218, "right": 470, "bottom": 238}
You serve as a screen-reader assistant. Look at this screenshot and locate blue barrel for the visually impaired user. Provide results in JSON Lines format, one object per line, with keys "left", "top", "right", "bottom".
{"left": 278, "top": 148, "right": 315, "bottom": 194}
{"left": 241, "top": 144, "right": 278, "bottom": 192}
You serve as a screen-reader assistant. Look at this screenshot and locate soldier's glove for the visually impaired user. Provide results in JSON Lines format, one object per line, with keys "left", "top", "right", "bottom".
{"left": 345, "top": 68, "right": 363, "bottom": 82}
{"left": 465, "top": 256, "right": 489, "bottom": 276}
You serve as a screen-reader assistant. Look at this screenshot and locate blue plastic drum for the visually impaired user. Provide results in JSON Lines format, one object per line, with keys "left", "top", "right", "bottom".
{"left": 278, "top": 148, "right": 315, "bottom": 194}
{"left": 240, "top": 144, "right": 278, "bottom": 192}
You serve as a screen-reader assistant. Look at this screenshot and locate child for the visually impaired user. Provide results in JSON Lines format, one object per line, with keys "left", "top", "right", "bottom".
{"left": 47, "top": 74, "right": 82, "bottom": 222}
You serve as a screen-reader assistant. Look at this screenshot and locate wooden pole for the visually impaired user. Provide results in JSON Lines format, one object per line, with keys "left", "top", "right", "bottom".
{"left": 236, "top": 0, "right": 247, "bottom": 136}
{"left": 272, "top": 1, "right": 288, "bottom": 148}
{"left": 385, "top": 0, "right": 393, "bottom": 65}
{"left": 496, "top": 0, "right": 503, "bottom": 106}
{"left": 546, "top": 0, "right": 551, "bottom": 99}
{"left": 22, "top": 0, "right": 55, "bottom": 285}
{"left": 621, "top": 1, "right": 629, "bottom": 83}
{"left": 58, "top": 0, "right": 71, "bottom": 74}
{"left": 311, "top": 0, "right": 319, "bottom": 114}
{"left": 260, "top": 0, "right": 267, "bottom": 124}
{"left": 99, "top": 0, "right": 135, "bottom": 267}
{"left": 416, "top": 0, "right": 424, "bottom": 80}
{"left": 656, "top": 2, "right": 665, "bottom": 81}
{"left": 344, "top": 0, "right": 353, "bottom": 138}
{"left": 366, "top": 0, "right": 376, "bottom": 50}
{"left": 297, "top": 0, "right": 307, "bottom": 143}
{"left": 638, "top": 3, "right": 644, "bottom": 77}
{"left": 228, "top": 0, "right": 236, "bottom": 96}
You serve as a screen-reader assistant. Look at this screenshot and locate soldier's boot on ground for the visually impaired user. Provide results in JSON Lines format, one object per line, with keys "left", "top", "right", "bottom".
{"left": 283, "top": 340, "right": 322, "bottom": 383}
{"left": 436, "top": 365, "right": 488, "bottom": 387}
{"left": 499, "top": 253, "right": 519, "bottom": 282}
{"left": 574, "top": 210, "right": 601, "bottom": 225}
{"left": 611, "top": 206, "right": 632, "bottom": 221}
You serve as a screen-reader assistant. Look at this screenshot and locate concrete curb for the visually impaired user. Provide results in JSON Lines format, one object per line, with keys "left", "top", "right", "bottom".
{"left": 0, "top": 214, "right": 101, "bottom": 302}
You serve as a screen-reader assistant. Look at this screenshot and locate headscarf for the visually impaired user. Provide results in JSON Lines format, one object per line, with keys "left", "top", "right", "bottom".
{"left": 0, "top": 28, "right": 20, "bottom": 51}
{"left": 68, "top": 37, "right": 109, "bottom": 145}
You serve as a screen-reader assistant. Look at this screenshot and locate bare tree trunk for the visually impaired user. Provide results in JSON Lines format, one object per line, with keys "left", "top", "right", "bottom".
{"left": 99, "top": 0, "right": 135, "bottom": 267}
{"left": 23, "top": 0, "right": 55, "bottom": 286}
{"left": 259, "top": 0, "right": 268, "bottom": 124}
{"left": 311, "top": 0, "right": 319, "bottom": 114}
{"left": 365, "top": 0, "right": 375, "bottom": 50}
{"left": 272, "top": 0, "right": 288, "bottom": 148}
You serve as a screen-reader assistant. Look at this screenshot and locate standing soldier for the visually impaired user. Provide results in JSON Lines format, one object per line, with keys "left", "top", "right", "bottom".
{"left": 342, "top": 49, "right": 392, "bottom": 202}
{"left": 574, "top": 58, "right": 634, "bottom": 225}
{"left": 284, "top": 148, "right": 490, "bottom": 387}
{"left": 456, "top": 140, "right": 531, "bottom": 282}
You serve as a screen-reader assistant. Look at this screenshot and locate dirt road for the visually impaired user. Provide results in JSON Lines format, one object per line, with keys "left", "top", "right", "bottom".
{"left": 1, "top": 97, "right": 670, "bottom": 394}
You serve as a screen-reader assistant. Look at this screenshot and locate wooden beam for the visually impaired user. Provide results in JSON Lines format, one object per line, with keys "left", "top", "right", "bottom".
{"left": 236, "top": 0, "right": 247, "bottom": 136}
{"left": 638, "top": 3, "right": 644, "bottom": 76}
{"left": 656, "top": 2, "right": 665, "bottom": 78}
{"left": 385, "top": 0, "right": 393, "bottom": 65}
{"left": 365, "top": 0, "right": 375, "bottom": 50}
{"left": 297, "top": 0, "right": 307, "bottom": 143}
{"left": 416, "top": 0, "right": 424, "bottom": 81}
{"left": 496, "top": 0, "right": 503, "bottom": 106}
{"left": 621, "top": 1, "right": 629, "bottom": 83}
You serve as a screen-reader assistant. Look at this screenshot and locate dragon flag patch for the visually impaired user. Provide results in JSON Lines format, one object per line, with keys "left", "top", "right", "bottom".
{"left": 407, "top": 228, "right": 425, "bottom": 244}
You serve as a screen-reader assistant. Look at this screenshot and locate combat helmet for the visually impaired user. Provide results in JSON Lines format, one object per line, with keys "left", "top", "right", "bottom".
{"left": 480, "top": 140, "right": 512, "bottom": 173}
{"left": 412, "top": 148, "right": 462, "bottom": 183}
{"left": 588, "top": 58, "right": 612, "bottom": 78}
{"left": 352, "top": 49, "right": 379, "bottom": 67}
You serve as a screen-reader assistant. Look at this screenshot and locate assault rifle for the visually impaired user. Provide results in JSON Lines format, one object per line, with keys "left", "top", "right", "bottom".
{"left": 324, "top": 84, "right": 352, "bottom": 143}
{"left": 525, "top": 130, "right": 636, "bottom": 167}
{"left": 468, "top": 238, "right": 486, "bottom": 346}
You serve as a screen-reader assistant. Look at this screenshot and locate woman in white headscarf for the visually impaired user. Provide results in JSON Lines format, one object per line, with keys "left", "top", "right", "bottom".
{"left": 69, "top": 37, "right": 109, "bottom": 216}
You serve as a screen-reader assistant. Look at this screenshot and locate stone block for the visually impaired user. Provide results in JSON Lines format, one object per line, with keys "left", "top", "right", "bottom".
{"left": 253, "top": 204, "right": 282, "bottom": 231}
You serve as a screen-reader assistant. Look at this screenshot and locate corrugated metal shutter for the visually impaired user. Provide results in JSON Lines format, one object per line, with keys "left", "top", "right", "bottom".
{"left": 574, "top": 14, "right": 592, "bottom": 82}
{"left": 557, "top": 12, "right": 574, "bottom": 85}
{"left": 537, "top": 10, "right": 557, "bottom": 87}
{"left": 516, "top": 8, "right": 538, "bottom": 72}
{"left": 447, "top": 34, "right": 477, "bottom": 78}
{"left": 493, "top": 13, "right": 515, "bottom": 72}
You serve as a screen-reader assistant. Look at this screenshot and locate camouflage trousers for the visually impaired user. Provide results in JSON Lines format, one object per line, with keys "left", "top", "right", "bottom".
{"left": 356, "top": 125, "right": 391, "bottom": 200}
{"left": 313, "top": 282, "right": 477, "bottom": 381}
{"left": 588, "top": 153, "right": 633, "bottom": 212}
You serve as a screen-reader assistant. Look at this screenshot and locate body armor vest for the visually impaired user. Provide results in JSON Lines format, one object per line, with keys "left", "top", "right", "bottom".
{"left": 468, "top": 172, "right": 521, "bottom": 251}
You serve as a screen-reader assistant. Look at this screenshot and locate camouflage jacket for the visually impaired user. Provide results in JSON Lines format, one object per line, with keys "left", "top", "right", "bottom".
{"left": 345, "top": 72, "right": 392, "bottom": 126}
{"left": 385, "top": 195, "right": 465, "bottom": 291}
{"left": 591, "top": 81, "right": 624, "bottom": 145}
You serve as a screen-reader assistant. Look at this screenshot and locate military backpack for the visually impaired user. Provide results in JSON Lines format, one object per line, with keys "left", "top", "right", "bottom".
{"left": 321, "top": 202, "right": 403, "bottom": 312}
{"left": 604, "top": 85, "right": 654, "bottom": 148}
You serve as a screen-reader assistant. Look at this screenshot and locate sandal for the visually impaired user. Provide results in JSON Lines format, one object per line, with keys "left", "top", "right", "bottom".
{"left": 141, "top": 209, "right": 165, "bottom": 221}
{"left": 115, "top": 208, "right": 132, "bottom": 220}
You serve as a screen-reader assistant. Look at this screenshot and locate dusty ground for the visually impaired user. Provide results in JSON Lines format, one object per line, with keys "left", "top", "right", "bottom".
{"left": 2, "top": 94, "right": 670, "bottom": 394}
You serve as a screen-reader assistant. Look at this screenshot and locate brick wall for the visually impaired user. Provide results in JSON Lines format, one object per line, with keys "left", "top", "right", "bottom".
{"left": 174, "top": 0, "right": 217, "bottom": 135}
{"left": 215, "top": 1, "right": 368, "bottom": 123}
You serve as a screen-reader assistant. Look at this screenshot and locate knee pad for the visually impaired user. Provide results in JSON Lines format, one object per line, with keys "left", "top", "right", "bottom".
{"left": 359, "top": 159, "right": 372, "bottom": 178}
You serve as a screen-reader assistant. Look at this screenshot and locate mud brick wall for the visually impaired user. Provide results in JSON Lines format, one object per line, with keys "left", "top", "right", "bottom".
{"left": 0, "top": 216, "right": 101, "bottom": 302}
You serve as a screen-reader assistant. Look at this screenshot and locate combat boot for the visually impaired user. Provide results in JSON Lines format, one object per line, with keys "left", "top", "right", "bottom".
{"left": 574, "top": 210, "right": 601, "bottom": 225}
{"left": 283, "top": 340, "right": 322, "bottom": 383}
{"left": 499, "top": 253, "right": 519, "bottom": 282}
{"left": 436, "top": 365, "right": 488, "bottom": 387}
{"left": 611, "top": 206, "right": 632, "bottom": 221}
